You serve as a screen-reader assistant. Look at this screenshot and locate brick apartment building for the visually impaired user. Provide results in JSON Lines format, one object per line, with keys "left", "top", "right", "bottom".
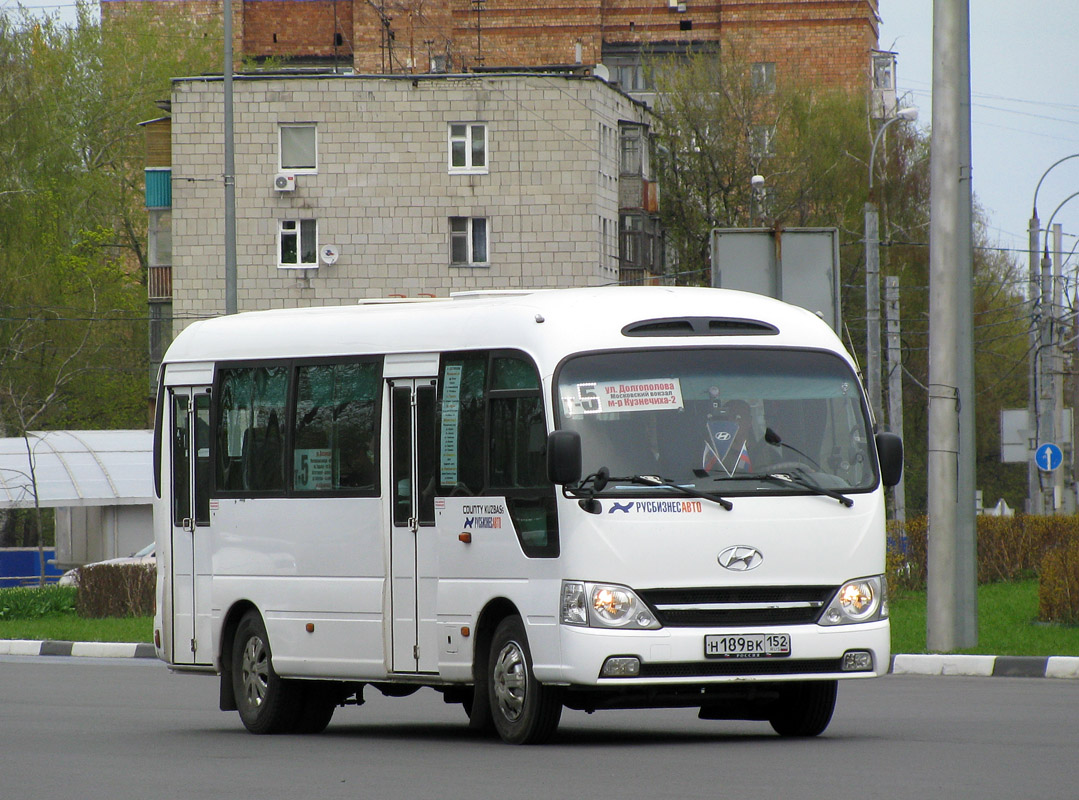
{"left": 131, "top": 1, "right": 892, "bottom": 386}
{"left": 106, "top": 0, "right": 884, "bottom": 97}
{"left": 150, "top": 72, "right": 656, "bottom": 345}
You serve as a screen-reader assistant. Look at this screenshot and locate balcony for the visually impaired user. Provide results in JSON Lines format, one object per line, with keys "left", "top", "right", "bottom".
{"left": 148, "top": 265, "right": 172, "bottom": 302}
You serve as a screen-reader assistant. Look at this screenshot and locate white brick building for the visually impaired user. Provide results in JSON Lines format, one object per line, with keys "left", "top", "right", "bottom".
{"left": 163, "top": 71, "right": 659, "bottom": 338}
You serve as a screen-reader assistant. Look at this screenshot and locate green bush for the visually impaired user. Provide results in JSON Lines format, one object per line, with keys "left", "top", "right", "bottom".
{"left": 1038, "top": 536, "right": 1079, "bottom": 625}
{"left": 0, "top": 585, "right": 77, "bottom": 619}
{"left": 887, "top": 516, "right": 927, "bottom": 592}
{"left": 888, "top": 513, "right": 1079, "bottom": 593}
{"left": 76, "top": 563, "right": 156, "bottom": 619}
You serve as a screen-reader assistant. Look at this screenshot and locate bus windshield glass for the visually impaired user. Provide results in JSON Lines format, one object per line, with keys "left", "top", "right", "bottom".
{"left": 556, "top": 348, "right": 876, "bottom": 495}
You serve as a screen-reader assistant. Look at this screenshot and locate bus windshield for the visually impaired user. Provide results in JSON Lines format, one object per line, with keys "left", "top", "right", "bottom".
{"left": 556, "top": 347, "right": 876, "bottom": 495}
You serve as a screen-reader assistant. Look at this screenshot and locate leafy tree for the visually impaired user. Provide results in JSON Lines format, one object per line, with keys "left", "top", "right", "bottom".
{"left": 0, "top": 4, "right": 219, "bottom": 559}
{"left": 647, "top": 48, "right": 1030, "bottom": 513}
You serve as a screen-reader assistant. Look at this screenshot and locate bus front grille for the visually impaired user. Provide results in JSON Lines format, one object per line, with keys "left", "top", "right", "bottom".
{"left": 638, "top": 586, "right": 837, "bottom": 627}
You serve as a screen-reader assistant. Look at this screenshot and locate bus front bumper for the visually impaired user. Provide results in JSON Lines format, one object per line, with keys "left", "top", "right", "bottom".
{"left": 543, "top": 620, "right": 890, "bottom": 686}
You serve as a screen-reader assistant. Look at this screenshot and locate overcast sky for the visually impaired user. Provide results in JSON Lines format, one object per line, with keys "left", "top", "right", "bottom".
{"left": 879, "top": 1, "right": 1079, "bottom": 265}
{"left": 5, "top": 0, "right": 1079, "bottom": 266}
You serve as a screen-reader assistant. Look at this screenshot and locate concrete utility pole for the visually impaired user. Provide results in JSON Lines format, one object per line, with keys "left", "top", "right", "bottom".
{"left": 927, "top": 0, "right": 977, "bottom": 650}
{"left": 1053, "top": 224, "right": 1065, "bottom": 510}
{"left": 885, "top": 276, "right": 907, "bottom": 528}
{"left": 864, "top": 205, "right": 882, "bottom": 424}
{"left": 1028, "top": 210, "right": 1043, "bottom": 513}
{"left": 224, "top": 0, "right": 238, "bottom": 315}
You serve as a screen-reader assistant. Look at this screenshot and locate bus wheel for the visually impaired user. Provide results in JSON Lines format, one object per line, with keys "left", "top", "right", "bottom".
{"left": 293, "top": 683, "right": 337, "bottom": 734}
{"left": 487, "top": 616, "right": 562, "bottom": 744}
{"left": 232, "top": 610, "right": 301, "bottom": 734}
{"left": 768, "top": 680, "right": 837, "bottom": 737}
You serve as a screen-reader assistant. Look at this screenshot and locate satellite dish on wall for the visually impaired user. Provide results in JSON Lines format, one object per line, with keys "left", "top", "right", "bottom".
{"left": 320, "top": 245, "right": 339, "bottom": 265}
{"left": 593, "top": 63, "right": 610, "bottom": 83}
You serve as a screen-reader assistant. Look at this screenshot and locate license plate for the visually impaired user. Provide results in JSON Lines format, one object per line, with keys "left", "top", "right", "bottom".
{"left": 705, "top": 633, "right": 791, "bottom": 659}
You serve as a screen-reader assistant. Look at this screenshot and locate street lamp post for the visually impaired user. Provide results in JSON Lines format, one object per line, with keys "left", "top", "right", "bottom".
{"left": 865, "top": 106, "right": 918, "bottom": 428}
{"left": 1029, "top": 156, "right": 1079, "bottom": 513}
{"left": 1038, "top": 192, "right": 1079, "bottom": 512}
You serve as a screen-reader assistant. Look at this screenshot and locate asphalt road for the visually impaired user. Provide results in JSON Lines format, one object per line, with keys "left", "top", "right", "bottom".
{"left": 1, "top": 656, "right": 1075, "bottom": 800}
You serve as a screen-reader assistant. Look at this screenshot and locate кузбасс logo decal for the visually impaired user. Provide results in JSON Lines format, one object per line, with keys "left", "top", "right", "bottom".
{"left": 717, "top": 545, "right": 763, "bottom": 571}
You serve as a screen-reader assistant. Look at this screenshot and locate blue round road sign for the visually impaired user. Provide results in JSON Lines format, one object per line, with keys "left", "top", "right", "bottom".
{"left": 1036, "top": 443, "right": 1063, "bottom": 472}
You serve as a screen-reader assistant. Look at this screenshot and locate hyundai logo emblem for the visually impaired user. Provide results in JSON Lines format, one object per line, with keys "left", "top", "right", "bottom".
{"left": 718, "top": 545, "right": 764, "bottom": 571}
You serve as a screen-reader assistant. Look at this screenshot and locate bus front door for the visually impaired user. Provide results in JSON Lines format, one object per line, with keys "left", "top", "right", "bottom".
{"left": 169, "top": 387, "right": 213, "bottom": 666}
{"left": 388, "top": 378, "right": 438, "bottom": 673}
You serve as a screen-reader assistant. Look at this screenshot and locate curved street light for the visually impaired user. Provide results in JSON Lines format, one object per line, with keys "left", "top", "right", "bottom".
{"left": 868, "top": 106, "right": 919, "bottom": 191}
{"left": 1027, "top": 157, "right": 1079, "bottom": 514}
{"left": 1030, "top": 188, "right": 1079, "bottom": 515}
{"left": 865, "top": 105, "right": 918, "bottom": 427}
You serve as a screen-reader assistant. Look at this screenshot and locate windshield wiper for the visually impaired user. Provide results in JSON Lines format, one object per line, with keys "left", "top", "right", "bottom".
{"left": 607, "top": 473, "right": 734, "bottom": 511}
{"left": 721, "top": 469, "right": 853, "bottom": 508}
{"left": 570, "top": 466, "right": 733, "bottom": 510}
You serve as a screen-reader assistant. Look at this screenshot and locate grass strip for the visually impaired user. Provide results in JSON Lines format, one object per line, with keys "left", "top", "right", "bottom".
{"left": 0, "top": 615, "right": 152, "bottom": 643}
{"left": 890, "top": 579, "right": 1079, "bottom": 657}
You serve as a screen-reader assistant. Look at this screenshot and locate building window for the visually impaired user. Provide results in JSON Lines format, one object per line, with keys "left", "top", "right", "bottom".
{"left": 751, "top": 62, "right": 776, "bottom": 94}
{"left": 750, "top": 124, "right": 776, "bottom": 159}
{"left": 620, "top": 124, "right": 644, "bottom": 176}
{"left": 279, "top": 219, "right": 318, "bottom": 268}
{"left": 280, "top": 124, "right": 317, "bottom": 172}
{"left": 610, "top": 61, "right": 647, "bottom": 92}
{"left": 449, "top": 123, "right": 487, "bottom": 173}
{"left": 450, "top": 217, "right": 488, "bottom": 265}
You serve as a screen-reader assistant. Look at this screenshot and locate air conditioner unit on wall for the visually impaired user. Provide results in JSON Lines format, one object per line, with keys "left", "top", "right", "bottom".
{"left": 274, "top": 172, "right": 296, "bottom": 192}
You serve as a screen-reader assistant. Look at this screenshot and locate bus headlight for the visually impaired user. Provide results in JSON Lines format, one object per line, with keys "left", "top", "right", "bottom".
{"left": 561, "top": 581, "right": 661, "bottom": 629}
{"left": 819, "top": 576, "right": 888, "bottom": 625}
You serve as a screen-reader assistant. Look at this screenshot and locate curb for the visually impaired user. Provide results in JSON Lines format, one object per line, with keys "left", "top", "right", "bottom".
{"left": 890, "top": 653, "right": 1079, "bottom": 680}
{"left": 0, "top": 639, "right": 156, "bottom": 659}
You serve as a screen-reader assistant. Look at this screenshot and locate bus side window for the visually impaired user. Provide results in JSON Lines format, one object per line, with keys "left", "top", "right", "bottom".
{"left": 438, "top": 354, "right": 487, "bottom": 495}
{"left": 489, "top": 395, "right": 546, "bottom": 488}
{"left": 216, "top": 365, "right": 288, "bottom": 493}
{"left": 294, "top": 361, "right": 380, "bottom": 493}
{"left": 488, "top": 356, "right": 557, "bottom": 556}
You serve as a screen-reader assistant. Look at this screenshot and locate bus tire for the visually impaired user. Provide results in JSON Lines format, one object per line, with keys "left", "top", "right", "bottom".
{"left": 292, "top": 683, "right": 338, "bottom": 734}
{"left": 487, "top": 615, "right": 562, "bottom": 744}
{"left": 232, "top": 610, "right": 302, "bottom": 734}
{"left": 768, "top": 680, "right": 837, "bottom": 737}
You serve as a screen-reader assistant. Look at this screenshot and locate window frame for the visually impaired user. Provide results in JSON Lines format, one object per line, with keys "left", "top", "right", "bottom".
{"left": 449, "top": 216, "right": 489, "bottom": 267}
{"left": 279, "top": 123, "right": 318, "bottom": 174}
{"left": 278, "top": 218, "right": 319, "bottom": 269}
{"left": 751, "top": 61, "right": 776, "bottom": 94}
{"left": 750, "top": 124, "right": 777, "bottom": 159}
{"left": 448, "top": 122, "right": 489, "bottom": 174}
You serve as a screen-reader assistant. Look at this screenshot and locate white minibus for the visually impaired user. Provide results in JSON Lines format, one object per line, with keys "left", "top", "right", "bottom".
{"left": 152, "top": 286, "right": 902, "bottom": 743}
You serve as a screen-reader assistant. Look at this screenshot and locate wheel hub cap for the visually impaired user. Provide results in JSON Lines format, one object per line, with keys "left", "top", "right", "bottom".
{"left": 492, "top": 640, "right": 527, "bottom": 721}
{"left": 241, "top": 635, "right": 270, "bottom": 709}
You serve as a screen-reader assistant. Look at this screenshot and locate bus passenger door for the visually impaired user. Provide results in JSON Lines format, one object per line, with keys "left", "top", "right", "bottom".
{"left": 169, "top": 387, "right": 213, "bottom": 666}
{"left": 388, "top": 378, "right": 438, "bottom": 673}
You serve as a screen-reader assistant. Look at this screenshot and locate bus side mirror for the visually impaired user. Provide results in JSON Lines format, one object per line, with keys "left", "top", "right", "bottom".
{"left": 547, "top": 430, "right": 582, "bottom": 485}
{"left": 875, "top": 432, "right": 903, "bottom": 488}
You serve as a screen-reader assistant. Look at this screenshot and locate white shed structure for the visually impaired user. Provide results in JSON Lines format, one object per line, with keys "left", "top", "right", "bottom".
{"left": 0, "top": 430, "right": 153, "bottom": 569}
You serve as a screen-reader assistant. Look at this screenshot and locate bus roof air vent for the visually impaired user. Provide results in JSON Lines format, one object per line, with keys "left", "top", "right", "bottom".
{"left": 622, "top": 317, "right": 779, "bottom": 337}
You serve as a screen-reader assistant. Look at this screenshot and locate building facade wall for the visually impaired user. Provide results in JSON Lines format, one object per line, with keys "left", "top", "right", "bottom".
{"left": 103, "top": 0, "right": 879, "bottom": 93}
{"left": 169, "top": 74, "right": 643, "bottom": 334}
